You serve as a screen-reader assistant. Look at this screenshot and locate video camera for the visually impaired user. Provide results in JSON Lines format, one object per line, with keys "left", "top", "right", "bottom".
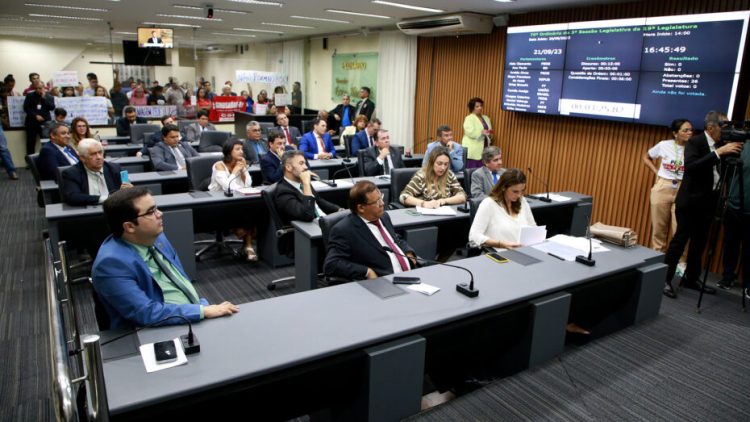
{"left": 720, "top": 120, "right": 750, "bottom": 143}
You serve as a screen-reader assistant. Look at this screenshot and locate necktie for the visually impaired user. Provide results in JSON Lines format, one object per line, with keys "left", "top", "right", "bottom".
{"left": 368, "top": 136, "right": 373, "bottom": 147}
{"left": 172, "top": 146, "right": 186, "bottom": 169}
{"left": 371, "top": 220, "right": 409, "bottom": 272}
{"left": 284, "top": 127, "right": 292, "bottom": 145}
{"left": 383, "top": 153, "right": 390, "bottom": 174}
{"left": 492, "top": 172, "right": 498, "bottom": 184}
{"left": 97, "top": 172, "right": 109, "bottom": 200}
{"left": 148, "top": 247, "right": 199, "bottom": 304}
{"left": 317, "top": 135, "right": 327, "bottom": 154}
{"left": 63, "top": 146, "right": 79, "bottom": 164}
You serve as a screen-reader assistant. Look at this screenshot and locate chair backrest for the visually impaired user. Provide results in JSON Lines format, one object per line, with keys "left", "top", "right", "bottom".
{"left": 389, "top": 167, "right": 419, "bottom": 207}
{"left": 343, "top": 134, "right": 354, "bottom": 157}
{"left": 464, "top": 166, "right": 481, "bottom": 194}
{"left": 461, "top": 147, "right": 468, "bottom": 171}
{"left": 319, "top": 210, "right": 351, "bottom": 252}
{"left": 178, "top": 119, "right": 196, "bottom": 138}
{"left": 393, "top": 145, "right": 405, "bottom": 156}
{"left": 130, "top": 123, "right": 160, "bottom": 144}
{"left": 26, "top": 153, "right": 42, "bottom": 186}
{"left": 259, "top": 122, "right": 275, "bottom": 138}
{"left": 469, "top": 195, "right": 486, "bottom": 224}
{"left": 56, "top": 165, "right": 73, "bottom": 204}
{"left": 301, "top": 119, "right": 314, "bottom": 134}
{"left": 357, "top": 149, "right": 367, "bottom": 176}
{"left": 198, "top": 130, "right": 231, "bottom": 153}
{"left": 261, "top": 183, "right": 294, "bottom": 257}
{"left": 185, "top": 155, "right": 217, "bottom": 191}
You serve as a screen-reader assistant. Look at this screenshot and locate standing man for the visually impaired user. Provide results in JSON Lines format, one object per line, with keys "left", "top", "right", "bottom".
{"left": 470, "top": 146, "right": 506, "bottom": 198}
{"left": 185, "top": 109, "right": 216, "bottom": 143}
{"left": 299, "top": 118, "right": 336, "bottom": 160}
{"left": 22, "top": 72, "right": 41, "bottom": 95}
{"left": 662, "top": 111, "right": 743, "bottom": 298}
{"left": 275, "top": 112, "right": 301, "bottom": 147}
{"left": 150, "top": 124, "right": 199, "bottom": 171}
{"left": 115, "top": 106, "right": 147, "bottom": 137}
{"left": 0, "top": 126, "right": 18, "bottom": 180}
{"left": 61, "top": 138, "right": 133, "bottom": 206}
{"left": 362, "top": 129, "right": 404, "bottom": 176}
{"left": 351, "top": 118, "right": 381, "bottom": 156}
{"left": 23, "top": 81, "right": 54, "bottom": 155}
{"left": 329, "top": 94, "right": 355, "bottom": 134}
{"left": 423, "top": 125, "right": 465, "bottom": 172}
{"left": 354, "top": 87, "right": 375, "bottom": 121}
{"left": 93, "top": 187, "right": 239, "bottom": 329}
{"left": 291, "top": 81, "right": 302, "bottom": 114}
{"left": 324, "top": 181, "right": 416, "bottom": 280}
{"left": 38, "top": 123, "right": 78, "bottom": 180}
{"left": 274, "top": 150, "right": 340, "bottom": 224}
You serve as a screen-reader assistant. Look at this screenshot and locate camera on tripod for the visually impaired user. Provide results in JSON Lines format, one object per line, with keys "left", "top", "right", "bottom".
{"left": 719, "top": 120, "right": 750, "bottom": 143}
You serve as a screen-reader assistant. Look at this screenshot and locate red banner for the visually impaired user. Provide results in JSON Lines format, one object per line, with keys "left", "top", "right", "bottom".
{"left": 209, "top": 96, "right": 246, "bottom": 122}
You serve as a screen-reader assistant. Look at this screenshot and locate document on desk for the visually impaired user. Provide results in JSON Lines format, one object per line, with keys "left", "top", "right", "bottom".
{"left": 531, "top": 234, "right": 609, "bottom": 261}
{"left": 311, "top": 181, "right": 330, "bottom": 190}
{"left": 547, "top": 193, "right": 572, "bottom": 202}
{"left": 235, "top": 187, "right": 262, "bottom": 196}
{"left": 333, "top": 179, "right": 354, "bottom": 188}
{"left": 139, "top": 338, "right": 188, "bottom": 373}
{"left": 520, "top": 225, "right": 547, "bottom": 246}
{"left": 408, "top": 283, "right": 440, "bottom": 296}
{"left": 416, "top": 206, "right": 457, "bottom": 216}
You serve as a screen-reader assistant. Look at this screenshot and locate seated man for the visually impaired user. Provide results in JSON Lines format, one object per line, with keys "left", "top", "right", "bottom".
{"left": 38, "top": 122, "right": 78, "bottom": 180}
{"left": 470, "top": 146, "right": 505, "bottom": 198}
{"left": 150, "top": 124, "right": 199, "bottom": 171}
{"left": 115, "top": 106, "right": 147, "bottom": 137}
{"left": 139, "top": 115, "right": 179, "bottom": 157}
{"left": 42, "top": 107, "right": 67, "bottom": 138}
{"left": 423, "top": 125, "right": 464, "bottom": 172}
{"left": 351, "top": 118, "right": 381, "bottom": 156}
{"left": 299, "top": 118, "right": 336, "bottom": 160}
{"left": 324, "top": 180, "right": 417, "bottom": 280}
{"left": 274, "top": 150, "right": 340, "bottom": 224}
{"left": 275, "top": 112, "right": 301, "bottom": 147}
{"left": 185, "top": 109, "right": 216, "bottom": 143}
{"left": 92, "top": 187, "right": 239, "bottom": 329}
{"left": 362, "top": 129, "right": 405, "bottom": 176}
{"left": 260, "top": 131, "right": 294, "bottom": 184}
{"left": 241, "top": 120, "right": 268, "bottom": 160}
{"left": 328, "top": 94, "right": 355, "bottom": 134}
{"left": 61, "top": 138, "right": 132, "bottom": 206}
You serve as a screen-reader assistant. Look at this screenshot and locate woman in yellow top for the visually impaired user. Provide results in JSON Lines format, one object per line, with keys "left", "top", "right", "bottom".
{"left": 461, "top": 97, "right": 493, "bottom": 169}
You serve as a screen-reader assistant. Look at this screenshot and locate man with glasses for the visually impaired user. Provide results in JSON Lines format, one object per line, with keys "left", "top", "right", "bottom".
{"left": 324, "top": 180, "right": 417, "bottom": 281}
{"left": 92, "top": 187, "right": 239, "bottom": 329}
{"left": 663, "top": 111, "right": 743, "bottom": 298}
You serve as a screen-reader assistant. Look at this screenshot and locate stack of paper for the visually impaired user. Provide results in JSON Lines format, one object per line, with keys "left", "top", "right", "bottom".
{"left": 520, "top": 225, "right": 547, "bottom": 246}
{"left": 530, "top": 234, "right": 609, "bottom": 261}
{"left": 235, "top": 187, "right": 261, "bottom": 196}
{"left": 415, "top": 206, "right": 457, "bottom": 216}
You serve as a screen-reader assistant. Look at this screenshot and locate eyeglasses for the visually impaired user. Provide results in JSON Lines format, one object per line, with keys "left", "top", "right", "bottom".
{"left": 134, "top": 206, "right": 161, "bottom": 220}
{"left": 365, "top": 193, "right": 385, "bottom": 206}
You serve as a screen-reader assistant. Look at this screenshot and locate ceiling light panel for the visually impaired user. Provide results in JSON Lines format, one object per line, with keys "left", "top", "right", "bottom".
{"left": 371, "top": 1, "right": 443, "bottom": 13}
{"left": 225, "top": 0, "right": 283, "bottom": 6}
{"left": 24, "top": 3, "right": 109, "bottom": 12}
{"left": 261, "top": 22, "right": 315, "bottom": 29}
{"left": 290, "top": 15, "right": 350, "bottom": 24}
{"left": 29, "top": 13, "right": 103, "bottom": 21}
{"left": 156, "top": 14, "right": 223, "bottom": 22}
{"left": 233, "top": 27, "right": 284, "bottom": 34}
{"left": 325, "top": 9, "right": 391, "bottom": 19}
{"left": 142, "top": 21, "right": 201, "bottom": 28}
{"left": 212, "top": 32, "right": 256, "bottom": 37}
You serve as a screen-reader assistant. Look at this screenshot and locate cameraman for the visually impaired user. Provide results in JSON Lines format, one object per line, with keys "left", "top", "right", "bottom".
{"left": 726, "top": 136, "right": 750, "bottom": 300}
{"left": 663, "top": 111, "right": 743, "bottom": 298}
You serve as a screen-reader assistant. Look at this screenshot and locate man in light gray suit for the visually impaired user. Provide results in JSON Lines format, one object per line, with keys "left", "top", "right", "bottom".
{"left": 150, "top": 124, "right": 199, "bottom": 171}
{"left": 470, "top": 146, "right": 505, "bottom": 198}
{"left": 184, "top": 109, "right": 216, "bottom": 143}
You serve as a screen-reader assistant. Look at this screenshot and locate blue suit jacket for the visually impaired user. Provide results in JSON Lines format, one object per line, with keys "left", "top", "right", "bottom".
{"left": 259, "top": 145, "right": 294, "bottom": 184}
{"left": 299, "top": 131, "right": 336, "bottom": 160}
{"left": 38, "top": 142, "right": 75, "bottom": 180}
{"left": 351, "top": 130, "right": 372, "bottom": 156}
{"left": 92, "top": 233, "right": 208, "bottom": 330}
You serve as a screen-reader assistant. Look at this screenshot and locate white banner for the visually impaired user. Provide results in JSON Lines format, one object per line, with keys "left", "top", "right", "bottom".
{"left": 53, "top": 71, "right": 79, "bottom": 88}
{"left": 134, "top": 105, "right": 177, "bottom": 118}
{"left": 235, "top": 69, "right": 289, "bottom": 86}
{"left": 54, "top": 97, "right": 109, "bottom": 125}
{"left": 274, "top": 93, "right": 291, "bottom": 106}
{"left": 7, "top": 96, "right": 26, "bottom": 127}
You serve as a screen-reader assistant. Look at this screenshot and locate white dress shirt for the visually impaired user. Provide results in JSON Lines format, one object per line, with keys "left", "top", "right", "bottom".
{"left": 360, "top": 215, "right": 406, "bottom": 275}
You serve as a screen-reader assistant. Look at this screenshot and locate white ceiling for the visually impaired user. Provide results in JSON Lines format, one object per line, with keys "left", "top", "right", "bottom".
{"left": 0, "top": 0, "right": 625, "bottom": 47}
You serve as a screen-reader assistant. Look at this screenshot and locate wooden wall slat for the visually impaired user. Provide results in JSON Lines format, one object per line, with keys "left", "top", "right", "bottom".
{"left": 414, "top": 0, "right": 750, "bottom": 271}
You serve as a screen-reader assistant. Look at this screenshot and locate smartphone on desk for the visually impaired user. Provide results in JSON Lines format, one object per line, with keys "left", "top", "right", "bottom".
{"left": 486, "top": 252, "right": 509, "bottom": 263}
{"left": 393, "top": 276, "right": 421, "bottom": 285}
{"left": 154, "top": 340, "right": 177, "bottom": 363}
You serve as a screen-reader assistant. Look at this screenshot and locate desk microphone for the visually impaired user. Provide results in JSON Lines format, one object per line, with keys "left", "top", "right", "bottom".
{"left": 575, "top": 212, "right": 596, "bottom": 267}
{"left": 224, "top": 172, "right": 241, "bottom": 197}
{"left": 381, "top": 246, "right": 479, "bottom": 298}
{"left": 526, "top": 167, "right": 551, "bottom": 203}
{"left": 99, "top": 315, "right": 201, "bottom": 355}
{"left": 330, "top": 161, "right": 357, "bottom": 187}
{"left": 311, "top": 173, "right": 336, "bottom": 188}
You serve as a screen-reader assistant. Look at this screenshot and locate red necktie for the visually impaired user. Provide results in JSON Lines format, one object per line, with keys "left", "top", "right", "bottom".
{"left": 284, "top": 127, "right": 292, "bottom": 145}
{"left": 371, "top": 220, "right": 409, "bottom": 272}
{"left": 317, "top": 135, "right": 327, "bottom": 153}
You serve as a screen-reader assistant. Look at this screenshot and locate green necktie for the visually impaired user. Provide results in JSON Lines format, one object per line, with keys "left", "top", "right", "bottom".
{"left": 148, "top": 246, "right": 199, "bottom": 304}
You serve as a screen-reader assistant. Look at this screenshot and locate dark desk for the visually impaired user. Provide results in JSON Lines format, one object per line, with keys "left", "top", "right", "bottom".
{"left": 291, "top": 192, "right": 592, "bottom": 292}
{"left": 100, "top": 244, "right": 664, "bottom": 421}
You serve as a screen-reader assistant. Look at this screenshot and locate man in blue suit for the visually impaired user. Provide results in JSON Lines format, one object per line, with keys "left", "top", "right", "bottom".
{"left": 38, "top": 123, "right": 79, "bottom": 180}
{"left": 299, "top": 118, "right": 336, "bottom": 160}
{"left": 92, "top": 187, "right": 239, "bottom": 329}
{"left": 260, "top": 131, "right": 295, "bottom": 184}
{"left": 351, "top": 118, "right": 381, "bottom": 156}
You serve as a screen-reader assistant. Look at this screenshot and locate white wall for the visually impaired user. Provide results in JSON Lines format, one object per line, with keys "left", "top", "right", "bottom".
{"left": 306, "top": 34, "right": 379, "bottom": 111}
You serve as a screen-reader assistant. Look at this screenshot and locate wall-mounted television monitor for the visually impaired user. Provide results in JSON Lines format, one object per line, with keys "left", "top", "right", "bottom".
{"left": 502, "top": 11, "right": 750, "bottom": 127}
{"left": 123, "top": 40, "right": 167, "bottom": 66}
{"left": 137, "top": 27, "right": 174, "bottom": 48}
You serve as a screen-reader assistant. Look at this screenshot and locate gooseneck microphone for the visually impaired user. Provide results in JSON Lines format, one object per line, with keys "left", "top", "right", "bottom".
{"left": 99, "top": 315, "right": 201, "bottom": 355}
{"left": 330, "top": 160, "right": 357, "bottom": 186}
{"left": 526, "top": 167, "right": 552, "bottom": 202}
{"left": 224, "top": 166, "right": 250, "bottom": 197}
{"left": 381, "top": 246, "right": 479, "bottom": 298}
{"left": 575, "top": 212, "right": 596, "bottom": 267}
{"left": 310, "top": 173, "right": 335, "bottom": 187}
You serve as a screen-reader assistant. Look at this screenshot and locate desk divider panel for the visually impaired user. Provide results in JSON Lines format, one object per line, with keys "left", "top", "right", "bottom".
{"left": 403, "top": 226, "right": 438, "bottom": 261}
{"left": 570, "top": 201, "right": 592, "bottom": 237}
{"left": 527, "top": 292, "right": 571, "bottom": 367}
{"left": 162, "top": 209, "right": 197, "bottom": 280}
{"left": 630, "top": 263, "right": 667, "bottom": 324}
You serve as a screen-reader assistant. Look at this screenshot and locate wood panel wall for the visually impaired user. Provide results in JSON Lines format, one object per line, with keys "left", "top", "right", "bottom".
{"left": 414, "top": 0, "right": 750, "bottom": 271}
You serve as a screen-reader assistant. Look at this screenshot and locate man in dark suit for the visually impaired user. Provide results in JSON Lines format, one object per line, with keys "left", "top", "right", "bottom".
{"left": 61, "top": 138, "right": 133, "bottom": 206}
{"left": 299, "top": 118, "right": 336, "bottom": 160}
{"left": 184, "top": 109, "right": 216, "bottom": 143}
{"left": 362, "top": 129, "right": 405, "bottom": 176}
{"left": 274, "top": 150, "right": 340, "bottom": 225}
{"left": 470, "top": 146, "right": 505, "bottom": 198}
{"left": 150, "top": 124, "right": 199, "bottom": 171}
{"left": 115, "top": 106, "right": 147, "bottom": 137}
{"left": 139, "top": 115, "right": 179, "bottom": 157}
{"left": 351, "top": 118, "right": 381, "bottom": 156}
{"left": 23, "top": 81, "right": 54, "bottom": 155}
{"left": 324, "top": 180, "right": 416, "bottom": 280}
{"left": 261, "top": 131, "right": 295, "bottom": 184}
{"left": 663, "top": 111, "right": 742, "bottom": 298}
{"left": 275, "top": 112, "right": 301, "bottom": 147}
{"left": 38, "top": 123, "right": 79, "bottom": 180}
{"left": 354, "top": 86, "right": 375, "bottom": 121}
{"left": 328, "top": 94, "right": 356, "bottom": 134}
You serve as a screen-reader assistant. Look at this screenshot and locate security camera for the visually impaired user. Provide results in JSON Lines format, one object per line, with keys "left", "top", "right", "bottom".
{"left": 204, "top": 5, "right": 214, "bottom": 19}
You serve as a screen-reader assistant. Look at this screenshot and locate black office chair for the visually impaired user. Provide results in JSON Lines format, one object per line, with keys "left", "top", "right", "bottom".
{"left": 343, "top": 134, "right": 355, "bottom": 157}
{"left": 301, "top": 119, "right": 314, "bottom": 134}
{"left": 319, "top": 210, "right": 353, "bottom": 286}
{"left": 178, "top": 119, "right": 197, "bottom": 139}
{"left": 261, "top": 183, "right": 296, "bottom": 290}
{"left": 460, "top": 147, "right": 468, "bottom": 172}
{"left": 466, "top": 196, "right": 489, "bottom": 257}
{"left": 198, "top": 130, "right": 232, "bottom": 153}
{"left": 26, "top": 153, "right": 45, "bottom": 207}
{"left": 56, "top": 165, "right": 73, "bottom": 205}
{"left": 259, "top": 122, "right": 275, "bottom": 138}
{"left": 130, "top": 123, "right": 160, "bottom": 144}
{"left": 388, "top": 167, "right": 419, "bottom": 209}
{"left": 185, "top": 155, "right": 244, "bottom": 260}
{"left": 463, "top": 167, "right": 481, "bottom": 195}
{"left": 357, "top": 149, "right": 367, "bottom": 176}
